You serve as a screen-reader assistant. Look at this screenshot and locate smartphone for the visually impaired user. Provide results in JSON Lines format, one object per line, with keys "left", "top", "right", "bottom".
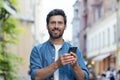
{"left": 68, "top": 47, "right": 77, "bottom": 53}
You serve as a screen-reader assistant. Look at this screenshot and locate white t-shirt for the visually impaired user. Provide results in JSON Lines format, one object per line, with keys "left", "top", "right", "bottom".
{"left": 54, "top": 45, "right": 62, "bottom": 80}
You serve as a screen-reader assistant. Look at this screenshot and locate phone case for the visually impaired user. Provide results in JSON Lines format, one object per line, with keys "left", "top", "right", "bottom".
{"left": 68, "top": 47, "right": 77, "bottom": 53}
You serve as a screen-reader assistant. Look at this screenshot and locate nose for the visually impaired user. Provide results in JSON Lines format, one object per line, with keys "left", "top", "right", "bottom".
{"left": 54, "top": 23, "right": 59, "bottom": 28}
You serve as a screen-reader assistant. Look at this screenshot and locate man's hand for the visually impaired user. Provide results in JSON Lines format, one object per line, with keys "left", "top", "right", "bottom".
{"left": 69, "top": 52, "right": 78, "bottom": 67}
{"left": 56, "top": 52, "right": 78, "bottom": 68}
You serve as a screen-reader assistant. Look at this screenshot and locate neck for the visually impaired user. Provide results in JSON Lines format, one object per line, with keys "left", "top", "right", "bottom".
{"left": 50, "top": 37, "right": 63, "bottom": 45}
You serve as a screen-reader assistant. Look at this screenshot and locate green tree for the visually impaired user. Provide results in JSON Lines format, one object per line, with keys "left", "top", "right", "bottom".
{"left": 0, "top": 0, "right": 23, "bottom": 80}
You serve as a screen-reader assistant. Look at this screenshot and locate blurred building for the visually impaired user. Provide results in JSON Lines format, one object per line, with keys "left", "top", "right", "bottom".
{"left": 72, "top": 0, "right": 81, "bottom": 48}
{"left": 79, "top": 0, "right": 88, "bottom": 57}
{"left": 8, "top": 0, "right": 42, "bottom": 80}
{"left": 72, "top": 0, "right": 88, "bottom": 57}
{"left": 74, "top": 0, "right": 120, "bottom": 75}
{"left": 83, "top": 0, "right": 120, "bottom": 74}
{"left": 115, "top": 0, "right": 120, "bottom": 72}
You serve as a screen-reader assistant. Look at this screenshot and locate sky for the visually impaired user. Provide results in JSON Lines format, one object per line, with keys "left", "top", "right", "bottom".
{"left": 39, "top": 0, "right": 76, "bottom": 41}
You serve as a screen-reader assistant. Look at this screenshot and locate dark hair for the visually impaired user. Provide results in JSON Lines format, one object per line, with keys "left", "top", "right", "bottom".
{"left": 46, "top": 9, "right": 67, "bottom": 25}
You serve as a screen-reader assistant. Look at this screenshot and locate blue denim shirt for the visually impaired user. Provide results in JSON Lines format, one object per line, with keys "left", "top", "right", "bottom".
{"left": 29, "top": 40, "right": 89, "bottom": 80}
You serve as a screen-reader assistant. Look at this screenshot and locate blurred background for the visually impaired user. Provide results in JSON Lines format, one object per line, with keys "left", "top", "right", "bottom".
{"left": 0, "top": 0, "right": 120, "bottom": 80}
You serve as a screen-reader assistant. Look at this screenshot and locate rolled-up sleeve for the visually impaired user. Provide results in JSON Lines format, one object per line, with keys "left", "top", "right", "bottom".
{"left": 83, "top": 69, "right": 89, "bottom": 79}
{"left": 77, "top": 49, "right": 89, "bottom": 80}
{"left": 29, "top": 46, "right": 42, "bottom": 80}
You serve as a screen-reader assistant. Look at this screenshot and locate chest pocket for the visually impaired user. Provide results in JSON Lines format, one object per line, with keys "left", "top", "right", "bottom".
{"left": 42, "top": 51, "right": 54, "bottom": 67}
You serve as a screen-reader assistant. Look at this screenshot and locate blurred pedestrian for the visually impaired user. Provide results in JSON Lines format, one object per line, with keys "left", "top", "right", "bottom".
{"left": 112, "top": 67, "right": 117, "bottom": 80}
{"left": 101, "top": 73, "right": 106, "bottom": 80}
{"left": 110, "top": 73, "right": 115, "bottom": 80}
{"left": 105, "top": 66, "right": 112, "bottom": 80}
{"left": 88, "top": 65, "right": 97, "bottom": 80}
{"left": 117, "top": 70, "right": 120, "bottom": 80}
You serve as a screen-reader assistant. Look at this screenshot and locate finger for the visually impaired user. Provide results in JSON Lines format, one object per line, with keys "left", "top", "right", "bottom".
{"left": 63, "top": 55, "right": 74, "bottom": 60}
{"left": 70, "top": 52, "right": 77, "bottom": 58}
{"left": 61, "top": 56, "right": 74, "bottom": 65}
{"left": 63, "top": 53, "right": 71, "bottom": 57}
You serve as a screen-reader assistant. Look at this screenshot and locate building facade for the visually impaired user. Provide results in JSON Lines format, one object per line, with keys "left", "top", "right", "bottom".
{"left": 72, "top": 0, "right": 81, "bottom": 48}
{"left": 83, "top": 0, "right": 120, "bottom": 74}
{"left": 14, "top": 0, "right": 35, "bottom": 79}
{"left": 79, "top": 0, "right": 88, "bottom": 57}
{"left": 9, "top": 0, "right": 42, "bottom": 79}
{"left": 86, "top": 12, "right": 117, "bottom": 74}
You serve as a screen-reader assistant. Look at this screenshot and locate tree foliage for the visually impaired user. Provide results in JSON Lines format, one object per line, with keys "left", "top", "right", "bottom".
{"left": 0, "top": 0, "right": 23, "bottom": 80}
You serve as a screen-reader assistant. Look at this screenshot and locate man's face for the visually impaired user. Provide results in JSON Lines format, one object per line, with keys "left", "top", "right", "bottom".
{"left": 47, "top": 15, "right": 66, "bottom": 39}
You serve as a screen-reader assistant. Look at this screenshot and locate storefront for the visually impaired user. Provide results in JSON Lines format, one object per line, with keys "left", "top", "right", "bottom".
{"left": 92, "top": 52, "right": 116, "bottom": 74}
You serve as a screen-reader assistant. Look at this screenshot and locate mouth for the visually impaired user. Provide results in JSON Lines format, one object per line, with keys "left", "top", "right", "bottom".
{"left": 52, "top": 29, "right": 59, "bottom": 33}
{"left": 54, "top": 30, "right": 59, "bottom": 33}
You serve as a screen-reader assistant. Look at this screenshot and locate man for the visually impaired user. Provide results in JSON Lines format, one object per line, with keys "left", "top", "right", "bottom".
{"left": 29, "top": 9, "right": 89, "bottom": 80}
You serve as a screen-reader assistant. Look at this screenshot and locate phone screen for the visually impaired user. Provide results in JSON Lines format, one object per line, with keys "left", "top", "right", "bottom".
{"left": 68, "top": 47, "right": 77, "bottom": 53}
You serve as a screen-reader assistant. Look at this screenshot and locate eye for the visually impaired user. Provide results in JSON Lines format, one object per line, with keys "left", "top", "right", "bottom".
{"left": 49, "top": 21, "right": 56, "bottom": 26}
{"left": 58, "top": 21, "right": 63, "bottom": 25}
{"left": 51, "top": 21, "right": 55, "bottom": 24}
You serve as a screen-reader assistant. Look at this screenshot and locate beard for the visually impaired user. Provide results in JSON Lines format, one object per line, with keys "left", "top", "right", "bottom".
{"left": 48, "top": 28, "right": 65, "bottom": 39}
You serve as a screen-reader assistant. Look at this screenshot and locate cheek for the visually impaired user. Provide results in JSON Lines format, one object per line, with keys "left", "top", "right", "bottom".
{"left": 48, "top": 25, "right": 54, "bottom": 29}
{"left": 62, "top": 27, "right": 66, "bottom": 31}
{"left": 62, "top": 26, "right": 66, "bottom": 30}
{"left": 59, "top": 25, "right": 66, "bottom": 29}
{"left": 47, "top": 26, "right": 52, "bottom": 30}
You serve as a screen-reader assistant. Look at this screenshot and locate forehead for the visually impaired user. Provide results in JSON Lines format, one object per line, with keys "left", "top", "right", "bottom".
{"left": 49, "top": 15, "right": 64, "bottom": 21}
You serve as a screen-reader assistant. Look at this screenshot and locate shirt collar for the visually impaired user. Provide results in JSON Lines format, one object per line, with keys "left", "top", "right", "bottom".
{"left": 47, "top": 39, "right": 66, "bottom": 49}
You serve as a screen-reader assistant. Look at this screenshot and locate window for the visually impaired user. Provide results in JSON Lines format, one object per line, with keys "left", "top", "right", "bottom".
{"left": 101, "top": 32, "right": 103, "bottom": 48}
{"left": 96, "top": 35, "right": 99, "bottom": 49}
{"left": 105, "top": 30, "right": 107, "bottom": 46}
{"left": 114, "top": 24, "right": 117, "bottom": 43}
{"left": 107, "top": 28, "right": 110, "bottom": 45}
{"left": 95, "top": 6, "right": 101, "bottom": 21}
{"left": 98, "top": 33, "right": 100, "bottom": 49}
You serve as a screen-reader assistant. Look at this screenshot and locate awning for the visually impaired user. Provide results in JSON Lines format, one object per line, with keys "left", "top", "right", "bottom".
{"left": 92, "top": 53, "right": 111, "bottom": 62}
